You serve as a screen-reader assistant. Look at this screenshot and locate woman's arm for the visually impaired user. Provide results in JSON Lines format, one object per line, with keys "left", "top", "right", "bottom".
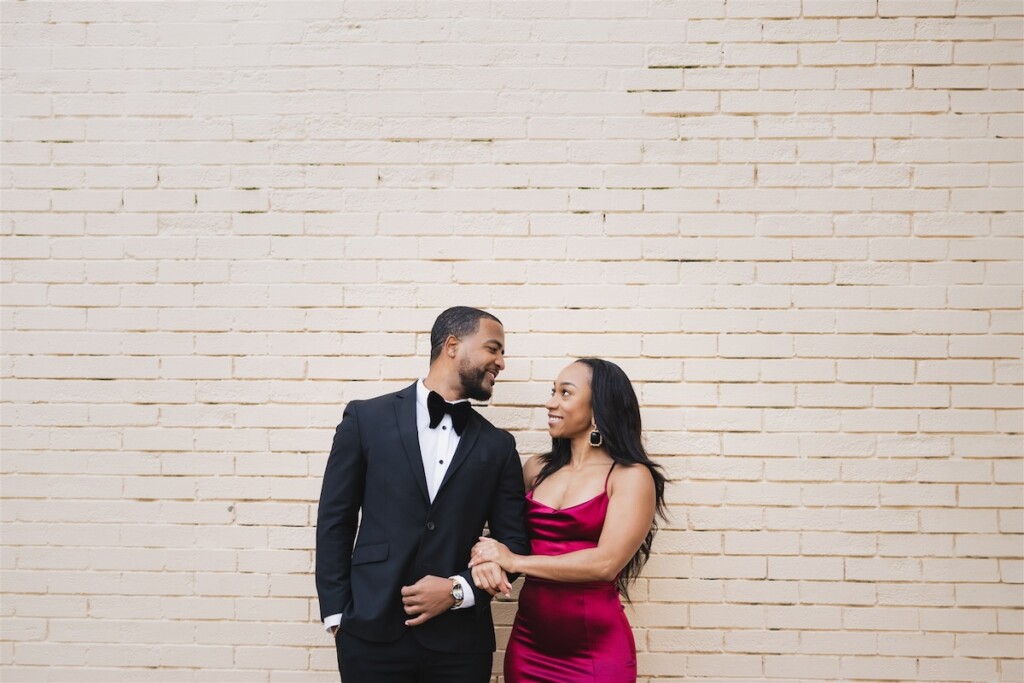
{"left": 470, "top": 464, "right": 656, "bottom": 583}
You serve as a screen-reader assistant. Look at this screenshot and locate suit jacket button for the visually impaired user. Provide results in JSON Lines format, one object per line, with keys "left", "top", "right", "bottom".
{"left": 426, "top": 522, "right": 436, "bottom": 531}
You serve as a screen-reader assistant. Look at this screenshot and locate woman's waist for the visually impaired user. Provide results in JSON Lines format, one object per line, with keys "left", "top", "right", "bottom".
{"left": 523, "top": 576, "right": 619, "bottom": 591}
{"left": 529, "top": 539, "right": 599, "bottom": 555}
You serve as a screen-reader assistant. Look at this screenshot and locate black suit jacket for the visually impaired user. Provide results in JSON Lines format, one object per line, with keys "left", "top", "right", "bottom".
{"left": 315, "top": 382, "right": 529, "bottom": 653}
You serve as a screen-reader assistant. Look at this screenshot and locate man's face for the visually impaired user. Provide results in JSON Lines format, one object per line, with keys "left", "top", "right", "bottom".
{"left": 455, "top": 318, "right": 506, "bottom": 401}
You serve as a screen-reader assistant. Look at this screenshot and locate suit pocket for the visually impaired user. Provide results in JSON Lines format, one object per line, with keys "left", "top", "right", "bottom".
{"left": 351, "top": 542, "right": 388, "bottom": 565}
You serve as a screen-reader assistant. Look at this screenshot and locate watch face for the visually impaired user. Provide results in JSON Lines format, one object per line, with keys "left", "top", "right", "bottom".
{"left": 449, "top": 577, "right": 464, "bottom": 607}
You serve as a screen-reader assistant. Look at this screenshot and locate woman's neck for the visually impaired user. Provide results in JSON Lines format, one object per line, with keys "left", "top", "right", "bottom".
{"left": 568, "top": 437, "right": 604, "bottom": 469}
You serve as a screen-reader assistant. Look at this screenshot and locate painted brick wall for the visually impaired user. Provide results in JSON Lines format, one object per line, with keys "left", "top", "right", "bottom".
{"left": 2, "top": 1, "right": 1022, "bottom": 681}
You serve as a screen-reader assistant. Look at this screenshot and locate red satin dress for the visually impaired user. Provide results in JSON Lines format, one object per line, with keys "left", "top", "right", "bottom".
{"left": 504, "top": 467, "right": 637, "bottom": 683}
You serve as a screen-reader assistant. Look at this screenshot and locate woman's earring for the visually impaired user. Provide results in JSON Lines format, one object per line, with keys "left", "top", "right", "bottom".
{"left": 589, "top": 425, "right": 603, "bottom": 448}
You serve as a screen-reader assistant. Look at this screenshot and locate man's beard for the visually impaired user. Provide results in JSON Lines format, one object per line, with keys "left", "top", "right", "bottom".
{"left": 458, "top": 358, "right": 493, "bottom": 401}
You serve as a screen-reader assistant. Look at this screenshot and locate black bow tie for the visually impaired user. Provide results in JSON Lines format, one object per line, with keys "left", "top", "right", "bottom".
{"left": 427, "top": 391, "right": 472, "bottom": 436}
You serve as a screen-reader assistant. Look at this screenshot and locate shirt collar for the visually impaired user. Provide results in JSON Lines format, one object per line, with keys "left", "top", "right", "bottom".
{"left": 416, "top": 378, "right": 469, "bottom": 410}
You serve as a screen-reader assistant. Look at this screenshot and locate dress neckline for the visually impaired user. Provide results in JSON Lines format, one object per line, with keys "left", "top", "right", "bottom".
{"left": 526, "top": 461, "right": 617, "bottom": 512}
{"left": 526, "top": 487, "right": 608, "bottom": 512}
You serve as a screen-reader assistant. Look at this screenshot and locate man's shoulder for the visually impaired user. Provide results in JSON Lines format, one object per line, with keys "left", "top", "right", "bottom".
{"left": 470, "top": 408, "right": 514, "bottom": 442}
{"left": 343, "top": 383, "right": 414, "bottom": 414}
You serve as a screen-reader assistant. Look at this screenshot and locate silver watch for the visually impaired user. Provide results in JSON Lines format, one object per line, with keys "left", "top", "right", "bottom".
{"left": 449, "top": 577, "right": 464, "bottom": 609}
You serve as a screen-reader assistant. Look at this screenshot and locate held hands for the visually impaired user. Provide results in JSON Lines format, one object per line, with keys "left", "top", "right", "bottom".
{"left": 400, "top": 575, "right": 454, "bottom": 627}
{"left": 471, "top": 560, "right": 511, "bottom": 598}
{"left": 468, "top": 538, "right": 514, "bottom": 596}
{"left": 469, "top": 536, "right": 516, "bottom": 573}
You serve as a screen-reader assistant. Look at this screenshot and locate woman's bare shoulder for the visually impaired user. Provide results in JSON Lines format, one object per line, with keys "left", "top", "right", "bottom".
{"left": 523, "top": 454, "right": 545, "bottom": 484}
{"left": 609, "top": 461, "right": 655, "bottom": 494}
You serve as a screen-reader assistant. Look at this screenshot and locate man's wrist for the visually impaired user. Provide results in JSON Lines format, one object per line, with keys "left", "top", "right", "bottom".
{"left": 323, "top": 613, "right": 342, "bottom": 633}
{"left": 448, "top": 575, "right": 465, "bottom": 609}
{"left": 452, "top": 575, "right": 476, "bottom": 609}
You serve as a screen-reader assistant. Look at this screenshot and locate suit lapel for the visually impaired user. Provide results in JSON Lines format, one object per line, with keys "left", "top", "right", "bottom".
{"left": 394, "top": 382, "right": 430, "bottom": 505}
{"left": 436, "top": 412, "right": 480, "bottom": 497}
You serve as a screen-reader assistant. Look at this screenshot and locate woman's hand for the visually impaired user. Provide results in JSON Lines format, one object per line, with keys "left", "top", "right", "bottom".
{"left": 469, "top": 536, "right": 516, "bottom": 572}
{"left": 470, "top": 560, "right": 512, "bottom": 597}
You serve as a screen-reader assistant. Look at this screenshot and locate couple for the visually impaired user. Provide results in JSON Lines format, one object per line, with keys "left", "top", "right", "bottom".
{"left": 315, "top": 307, "right": 667, "bottom": 683}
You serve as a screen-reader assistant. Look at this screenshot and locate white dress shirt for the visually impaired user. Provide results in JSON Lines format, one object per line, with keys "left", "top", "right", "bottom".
{"left": 416, "top": 378, "right": 466, "bottom": 501}
{"left": 323, "top": 380, "right": 475, "bottom": 631}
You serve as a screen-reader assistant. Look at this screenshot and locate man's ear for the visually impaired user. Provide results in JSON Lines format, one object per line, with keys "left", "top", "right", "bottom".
{"left": 444, "top": 334, "right": 459, "bottom": 359}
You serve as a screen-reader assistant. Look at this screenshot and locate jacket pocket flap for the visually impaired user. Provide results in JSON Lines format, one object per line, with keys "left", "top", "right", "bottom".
{"left": 351, "top": 542, "right": 388, "bottom": 565}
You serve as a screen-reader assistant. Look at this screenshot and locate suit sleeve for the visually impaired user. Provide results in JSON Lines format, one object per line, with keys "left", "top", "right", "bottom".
{"left": 315, "top": 402, "right": 366, "bottom": 621}
{"left": 461, "top": 433, "right": 529, "bottom": 612}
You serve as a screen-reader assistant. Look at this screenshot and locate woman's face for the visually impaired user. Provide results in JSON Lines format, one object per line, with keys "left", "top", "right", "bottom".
{"left": 545, "top": 362, "right": 594, "bottom": 440}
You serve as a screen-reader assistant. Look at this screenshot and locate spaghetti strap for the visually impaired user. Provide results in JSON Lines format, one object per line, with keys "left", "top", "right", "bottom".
{"left": 604, "top": 462, "right": 615, "bottom": 494}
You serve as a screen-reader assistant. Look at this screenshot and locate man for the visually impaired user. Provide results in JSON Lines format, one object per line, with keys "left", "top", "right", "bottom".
{"left": 316, "top": 306, "right": 529, "bottom": 682}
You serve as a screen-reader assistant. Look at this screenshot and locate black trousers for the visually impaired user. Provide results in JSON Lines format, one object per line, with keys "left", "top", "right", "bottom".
{"left": 335, "top": 628, "right": 493, "bottom": 683}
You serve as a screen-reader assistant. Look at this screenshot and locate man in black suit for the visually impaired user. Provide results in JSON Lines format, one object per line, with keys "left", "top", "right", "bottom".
{"left": 316, "top": 306, "right": 529, "bottom": 682}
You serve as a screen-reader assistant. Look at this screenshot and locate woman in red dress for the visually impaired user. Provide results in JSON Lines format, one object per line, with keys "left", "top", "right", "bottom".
{"left": 469, "top": 358, "right": 668, "bottom": 683}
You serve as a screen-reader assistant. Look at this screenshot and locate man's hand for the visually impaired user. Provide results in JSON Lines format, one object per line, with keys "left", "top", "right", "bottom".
{"left": 471, "top": 561, "right": 511, "bottom": 597}
{"left": 400, "top": 575, "right": 454, "bottom": 627}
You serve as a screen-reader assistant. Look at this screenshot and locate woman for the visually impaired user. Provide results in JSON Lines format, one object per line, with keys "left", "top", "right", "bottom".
{"left": 469, "top": 358, "right": 667, "bottom": 683}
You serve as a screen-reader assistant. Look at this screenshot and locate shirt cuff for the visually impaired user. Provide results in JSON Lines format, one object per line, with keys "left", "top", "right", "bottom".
{"left": 454, "top": 575, "right": 475, "bottom": 609}
{"left": 324, "top": 613, "right": 342, "bottom": 632}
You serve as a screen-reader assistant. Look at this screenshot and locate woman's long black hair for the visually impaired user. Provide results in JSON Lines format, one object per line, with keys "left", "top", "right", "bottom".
{"left": 533, "top": 358, "right": 668, "bottom": 600}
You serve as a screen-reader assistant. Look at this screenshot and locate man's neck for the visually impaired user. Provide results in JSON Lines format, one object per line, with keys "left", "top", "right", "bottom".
{"left": 423, "top": 373, "right": 464, "bottom": 403}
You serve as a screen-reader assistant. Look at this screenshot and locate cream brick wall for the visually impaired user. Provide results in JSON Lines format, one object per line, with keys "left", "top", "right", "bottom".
{"left": 1, "top": 1, "right": 1022, "bottom": 681}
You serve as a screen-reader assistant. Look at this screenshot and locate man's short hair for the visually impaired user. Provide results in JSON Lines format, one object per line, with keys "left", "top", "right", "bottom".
{"left": 429, "top": 306, "right": 502, "bottom": 363}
